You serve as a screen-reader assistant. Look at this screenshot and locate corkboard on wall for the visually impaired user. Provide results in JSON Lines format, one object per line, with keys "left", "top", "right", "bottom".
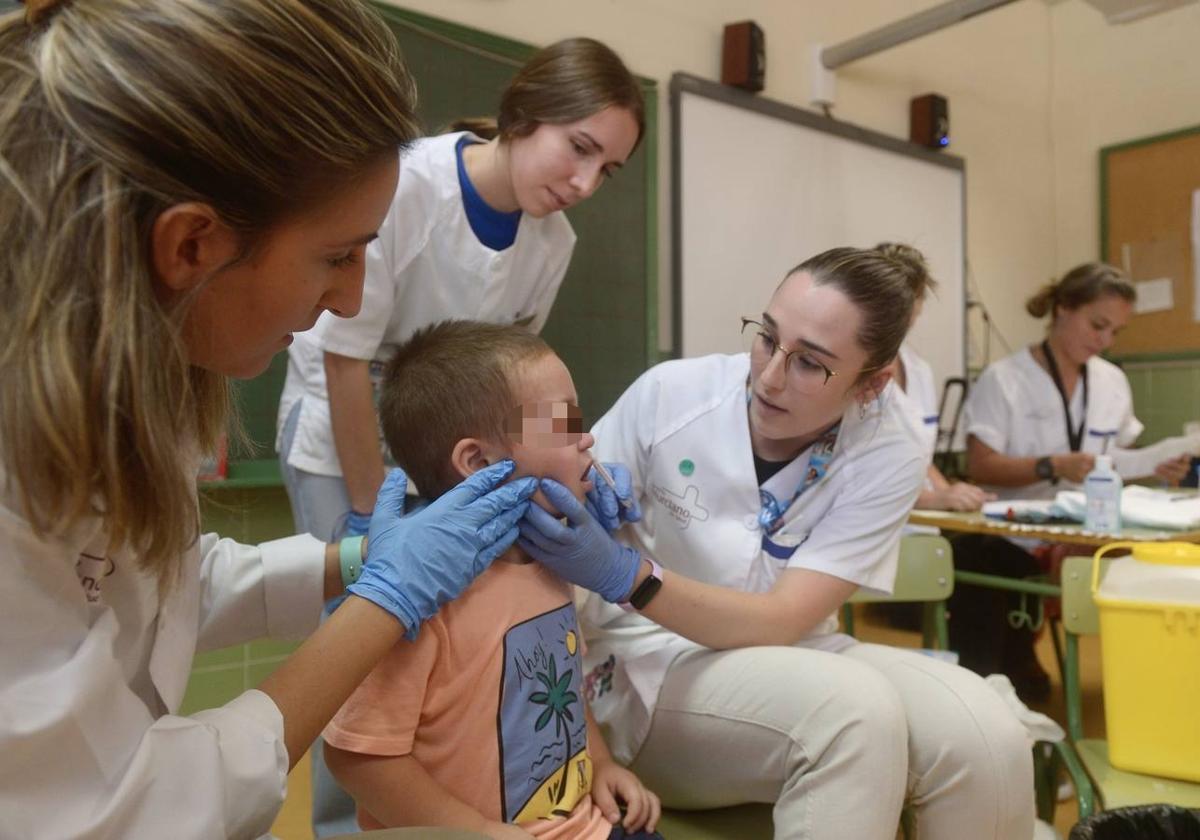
{"left": 1102, "top": 126, "right": 1200, "bottom": 355}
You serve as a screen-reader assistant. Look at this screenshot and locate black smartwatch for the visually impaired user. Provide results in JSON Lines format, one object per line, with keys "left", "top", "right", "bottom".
{"left": 1035, "top": 456, "right": 1056, "bottom": 483}
{"left": 619, "top": 558, "right": 663, "bottom": 612}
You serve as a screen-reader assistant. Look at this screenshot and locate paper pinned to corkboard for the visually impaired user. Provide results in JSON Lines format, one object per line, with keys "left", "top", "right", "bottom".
{"left": 1103, "top": 127, "right": 1200, "bottom": 355}
{"left": 1113, "top": 234, "right": 1192, "bottom": 353}
{"left": 1134, "top": 277, "right": 1175, "bottom": 314}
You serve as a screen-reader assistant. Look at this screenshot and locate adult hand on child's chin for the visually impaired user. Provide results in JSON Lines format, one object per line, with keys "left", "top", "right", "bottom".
{"left": 519, "top": 478, "right": 640, "bottom": 603}
{"left": 348, "top": 462, "right": 538, "bottom": 639}
{"left": 585, "top": 461, "right": 642, "bottom": 532}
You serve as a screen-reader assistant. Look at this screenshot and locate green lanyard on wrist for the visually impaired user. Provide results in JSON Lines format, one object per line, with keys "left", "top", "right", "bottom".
{"left": 339, "top": 536, "right": 366, "bottom": 587}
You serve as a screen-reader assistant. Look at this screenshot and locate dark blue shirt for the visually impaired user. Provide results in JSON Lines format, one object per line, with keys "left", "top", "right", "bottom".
{"left": 456, "top": 134, "right": 521, "bottom": 251}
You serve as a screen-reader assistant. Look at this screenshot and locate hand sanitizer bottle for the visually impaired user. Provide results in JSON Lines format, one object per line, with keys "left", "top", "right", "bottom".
{"left": 1084, "top": 455, "right": 1122, "bottom": 534}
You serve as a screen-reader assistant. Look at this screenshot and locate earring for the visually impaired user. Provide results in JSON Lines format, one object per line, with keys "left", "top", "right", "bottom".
{"left": 859, "top": 401, "right": 869, "bottom": 420}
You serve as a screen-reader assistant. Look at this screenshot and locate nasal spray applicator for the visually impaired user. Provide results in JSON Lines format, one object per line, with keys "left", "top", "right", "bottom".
{"left": 591, "top": 459, "right": 635, "bottom": 512}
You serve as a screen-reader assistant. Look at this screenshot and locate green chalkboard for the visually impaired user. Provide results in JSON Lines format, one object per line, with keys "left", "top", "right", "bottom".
{"left": 1, "top": 1, "right": 658, "bottom": 481}
{"left": 228, "top": 4, "right": 659, "bottom": 477}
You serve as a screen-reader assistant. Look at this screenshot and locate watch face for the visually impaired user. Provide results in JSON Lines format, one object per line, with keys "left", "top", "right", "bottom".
{"left": 630, "top": 575, "right": 663, "bottom": 610}
{"left": 1036, "top": 458, "right": 1053, "bottom": 480}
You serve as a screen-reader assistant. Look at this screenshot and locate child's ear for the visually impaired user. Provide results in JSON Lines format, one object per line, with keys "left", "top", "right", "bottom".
{"left": 449, "top": 438, "right": 507, "bottom": 481}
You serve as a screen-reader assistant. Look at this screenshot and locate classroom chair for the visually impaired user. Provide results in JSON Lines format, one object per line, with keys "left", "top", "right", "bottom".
{"left": 654, "top": 534, "right": 953, "bottom": 840}
{"left": 1054, "top": 554, "right": 1200, "bottom": 823}
{"left": 841, "top": 532, "right": 953, "bottom": 649}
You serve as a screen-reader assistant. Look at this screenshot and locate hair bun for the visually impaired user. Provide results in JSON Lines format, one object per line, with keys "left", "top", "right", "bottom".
{"left": 874, "top": 242, "right": 936, "bottom": 299}
{"left": 1025, "top": 280, "right": 1058, "bottom": 318}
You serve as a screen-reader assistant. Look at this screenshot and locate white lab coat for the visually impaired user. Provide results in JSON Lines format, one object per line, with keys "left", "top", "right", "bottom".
{"left": 579, "top": 353, "right": 927, "bottom": 763}
{"left": 962, "top": 346, "right": 1144, "bottom": 500}
{"left": 0, "top": 477, "right": 326, "bottom": 839}
{"left": 896, "top": 342, "right": 940, "bottom": 459}
{"left": 278, "top": 131, "right": 577, "bottom": 477}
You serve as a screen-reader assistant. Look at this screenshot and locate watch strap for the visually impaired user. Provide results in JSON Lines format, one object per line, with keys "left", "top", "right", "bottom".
{"left": 1035, "top": 456, "right": 1055, "bottom": 482}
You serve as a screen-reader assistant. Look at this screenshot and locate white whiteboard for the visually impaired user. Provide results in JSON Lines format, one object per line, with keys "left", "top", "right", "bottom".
{"left": 672, "top": 74, "right": 966, "bottom": 394}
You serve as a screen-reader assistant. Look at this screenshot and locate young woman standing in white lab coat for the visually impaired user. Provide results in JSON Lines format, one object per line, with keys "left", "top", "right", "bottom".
{"left": 0, "top": 3, "right": 536, "bottom": 837}
{"left": 277, "top": 37, "right": 645, "bottom": 545}
{"left": 953, "top": 262, "right": 1189, "bottom": 693}
{"left": 520, "top": 245, "right": 1035, "bottom": 840}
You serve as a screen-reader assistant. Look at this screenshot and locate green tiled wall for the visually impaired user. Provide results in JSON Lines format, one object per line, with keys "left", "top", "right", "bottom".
{"left": 1123, "top": 358, "right": 1200, "bottom": 444}
{"left": 180, "top": 485, "right": 301, "bottom": 715}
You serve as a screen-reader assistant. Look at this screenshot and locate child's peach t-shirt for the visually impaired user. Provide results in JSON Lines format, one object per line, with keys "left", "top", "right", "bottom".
{"left": 325, "top": 560, "right": 610, "bottom": 839}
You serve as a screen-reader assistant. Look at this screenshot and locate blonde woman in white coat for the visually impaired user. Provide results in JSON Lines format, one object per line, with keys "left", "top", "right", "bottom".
{"left": 0, "top": 3, "right": 534, "bottom": 837}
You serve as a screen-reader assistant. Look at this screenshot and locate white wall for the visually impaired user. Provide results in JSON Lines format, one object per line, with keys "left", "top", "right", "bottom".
{"left": 1049, "top": 0, "right": 1200, "bottom": 273}
{"left": 380, "top": 0, "right": 1197, "bottom": 365}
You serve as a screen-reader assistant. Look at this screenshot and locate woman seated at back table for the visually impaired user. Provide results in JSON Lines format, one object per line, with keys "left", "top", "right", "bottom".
{"left": 954, "top": 261, "right": 1191, "bottom": 699}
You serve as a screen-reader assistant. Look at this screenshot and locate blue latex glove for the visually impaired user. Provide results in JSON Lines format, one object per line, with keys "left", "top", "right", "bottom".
{"left": 585, "top": 462, "right": 643, "bottom": 533}
{"left": 342, "top": 508, "right": 372, "bottom": 538}
{"left": 349, "top": 461, "right": 537, "bottom": 638}
{"left": 519, "top": 478, "right": 641, "bottom": 603}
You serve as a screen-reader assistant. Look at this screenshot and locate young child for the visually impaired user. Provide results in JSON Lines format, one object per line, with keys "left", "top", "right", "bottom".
{"left": 324, "top": 321, "right": 663, "bottom": 840}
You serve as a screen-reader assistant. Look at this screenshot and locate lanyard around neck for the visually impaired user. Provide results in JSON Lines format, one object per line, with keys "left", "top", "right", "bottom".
{"left": 1041, "top": 340, "right": 1088, "bottom": 453}
{"left": 758, "top": 422, "right": 840, "bottom": 535}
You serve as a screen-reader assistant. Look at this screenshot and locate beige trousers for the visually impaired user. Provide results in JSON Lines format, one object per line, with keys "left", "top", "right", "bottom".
{"left": 627, "top": 642, "right": 1034, "bottom": 840}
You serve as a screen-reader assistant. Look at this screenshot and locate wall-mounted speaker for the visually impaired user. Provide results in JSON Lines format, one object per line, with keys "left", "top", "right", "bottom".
{"left": 721, "top": 21, "right": 765, "bottom": 93}
{"left": 910, "top": 93, "right": 949, "bottom": 150}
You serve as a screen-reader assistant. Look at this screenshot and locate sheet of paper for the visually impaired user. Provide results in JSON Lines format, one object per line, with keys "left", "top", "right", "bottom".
{"left": 1134, "top": 277, "right": 1174, "bottom": 313}
{"left": 1111, "top": 433, "right": 1200, "bottom": 479}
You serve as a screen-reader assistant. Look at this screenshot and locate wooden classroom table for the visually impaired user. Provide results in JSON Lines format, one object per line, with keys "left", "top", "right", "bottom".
{"left": 908, "top": 509, "right": 1200, "bottom": 549}
{"left": 907, "top": 506, "right": 1200, "bottom": 601}
{"left": 905, "top": 506, "right": 1200, "bottom": 689}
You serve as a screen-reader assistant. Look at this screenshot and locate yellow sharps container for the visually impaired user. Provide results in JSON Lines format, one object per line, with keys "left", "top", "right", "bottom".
{"left": 1092, "top": 541, "right": 1200, "bottom": 782}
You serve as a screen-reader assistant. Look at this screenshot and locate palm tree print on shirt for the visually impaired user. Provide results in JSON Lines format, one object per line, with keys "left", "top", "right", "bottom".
{"left": 498, "top": 602, "right": 592, "bottom": 824}
{"left": 528, "top": 653, "right": 578, "bottom": 806}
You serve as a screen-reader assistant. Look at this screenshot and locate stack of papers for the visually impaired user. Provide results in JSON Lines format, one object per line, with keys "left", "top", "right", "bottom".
{"left": 1054, "top": 486, "right": 1200, "bottom": 531}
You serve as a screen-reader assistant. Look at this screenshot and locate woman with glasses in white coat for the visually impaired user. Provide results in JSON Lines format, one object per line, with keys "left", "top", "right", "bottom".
{"left": 518, "top": 244, "right": 1035, "bottom": 840}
